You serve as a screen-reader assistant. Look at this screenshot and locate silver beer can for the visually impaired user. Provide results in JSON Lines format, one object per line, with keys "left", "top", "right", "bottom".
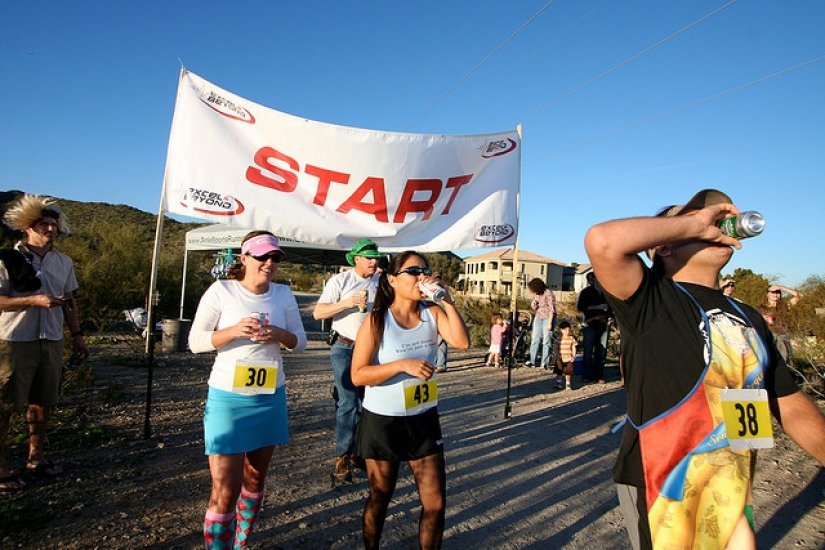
{"left": 250, "top": 312, "right": 268, "bottom": 339}
{"left": 251, "top": 311, "right": 267, "bottom": 324}
{"left": 418, "top": 281, "right": 446, "bottom": 303}
{"left": 718, "top": 210, "right": 765, "bottom": 239}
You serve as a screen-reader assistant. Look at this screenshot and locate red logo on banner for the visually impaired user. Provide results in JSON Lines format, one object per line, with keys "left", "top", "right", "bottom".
{"left": 474, "top": 224, "right": 515, "bottom": 244}
{"left": 199, "top": 91, "right": 256, "bottom": 124}
{"left": 182, "top": 188, "right": 246, "bottom": 216}
{"left": 481, "top": 138, "right": 517, "bottom": 158}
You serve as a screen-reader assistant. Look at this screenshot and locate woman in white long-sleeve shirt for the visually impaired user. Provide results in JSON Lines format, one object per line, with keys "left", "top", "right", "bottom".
{"left": 188, "top": 231, "right": 306, "bottom": 549}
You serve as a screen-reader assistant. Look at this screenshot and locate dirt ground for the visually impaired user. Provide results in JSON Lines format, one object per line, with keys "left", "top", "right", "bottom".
{"left": 1, "top": 293, "right": 823, "bottom": 549}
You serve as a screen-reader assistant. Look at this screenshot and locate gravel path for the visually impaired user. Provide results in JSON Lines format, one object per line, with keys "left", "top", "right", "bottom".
{"left": 0, "top": 294, "right": 822, "bottom": 548}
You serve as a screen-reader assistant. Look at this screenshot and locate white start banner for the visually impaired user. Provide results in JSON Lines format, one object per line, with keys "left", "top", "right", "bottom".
{"left": 161, "top": 70, "right": 520, "bottom": 251}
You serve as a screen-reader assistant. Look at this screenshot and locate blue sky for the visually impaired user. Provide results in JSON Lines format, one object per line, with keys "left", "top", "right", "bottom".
{"left": 1, "top": 1, "right": 823, "bottom": 286}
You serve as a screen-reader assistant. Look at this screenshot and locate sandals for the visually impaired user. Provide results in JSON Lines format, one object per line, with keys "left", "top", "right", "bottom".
{"left": 0, "top": 473, "right": 26, "bottom": 492}
{"left": 25, "top": 459, "right": 63, "bottom": 479}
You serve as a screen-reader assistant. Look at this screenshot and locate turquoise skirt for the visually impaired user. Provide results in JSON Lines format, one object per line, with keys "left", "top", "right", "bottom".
{"left": 203, "top": 385, "right": 289, "bottom": 455}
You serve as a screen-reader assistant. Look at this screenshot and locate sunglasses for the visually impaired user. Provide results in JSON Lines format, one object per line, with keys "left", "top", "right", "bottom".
{"left": 395, "top": 266, "right": 431, "bottom": 277}
{"left": 724, "top": 283, "right": 735, "bottom": 288}
{"left": 251, "top": 253, "right": 282, "bottom": 263}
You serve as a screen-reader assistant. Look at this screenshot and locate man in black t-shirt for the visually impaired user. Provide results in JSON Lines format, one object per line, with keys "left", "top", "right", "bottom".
{"left": 585, "top": 188, "right": 825, "bottom": 550}
{"left": 576, "top": 272, "right": 612, "bottom": 382}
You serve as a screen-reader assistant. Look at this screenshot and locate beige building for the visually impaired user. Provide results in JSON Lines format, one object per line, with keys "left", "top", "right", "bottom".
{"left": 461, "top": 248, "right": 576, "bottom": 300}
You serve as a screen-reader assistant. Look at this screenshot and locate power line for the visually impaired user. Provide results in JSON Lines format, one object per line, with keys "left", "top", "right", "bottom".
{"left": 527, "top": 53, "right": 825, "bottom": 164}
{"left": 407, "top": 0, "right": 558, "bottom": 130}
{"left": 522, "top": 0, "right": 738, "bottom": 122}
{"left": 497, "top": 0, "right": 611, "bottom": 83}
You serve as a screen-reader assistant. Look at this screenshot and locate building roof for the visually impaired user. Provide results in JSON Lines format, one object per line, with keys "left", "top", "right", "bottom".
{"left": 463, "top": 247, "right": 569, "bottom": 266}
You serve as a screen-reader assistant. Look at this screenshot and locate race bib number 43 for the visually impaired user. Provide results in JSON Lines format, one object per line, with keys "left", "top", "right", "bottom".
{"left": 402, "top": 379, "right": 438, "bottom": 414}
{"left": 721, "top": 388, "right": 774, "bottom": 451}
{"left": 232, "top": 359, "right": 279, "bottom": 395}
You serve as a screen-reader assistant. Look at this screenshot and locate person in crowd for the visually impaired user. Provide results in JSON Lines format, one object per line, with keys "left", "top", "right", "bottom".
{"left": 351, "top": 251, "right": 469, "bottom": 550}
{"left": 313, "top": 238, "right": 386, "bottom": 484}
{"left": 554, "top": 320, "right": 576, "bottom": 391}
{"left": 720, "top": 278, "right": 735, "bottom": 297}
{"left": 0, "top": 194, "right": 89, "bottom": 491}
{"left": 525, "top": 278, "right": 555, "bottom": 368}
{"left": 188, "top": 231, "right": 307, "bottom": 549}
{"left": 435, "top": 338, "right": 448, "bottom": 373}
{"left": 585, "top": 188, "right": 825, "bottom": 549}
{"left": 576, "top": 272, "right": 612, "bottom": 383}
{"left": 759, "top": 283, "right": 802, "bottom": 366}
{"left": 486, "top": 313, "right": 507, "bottom": 368}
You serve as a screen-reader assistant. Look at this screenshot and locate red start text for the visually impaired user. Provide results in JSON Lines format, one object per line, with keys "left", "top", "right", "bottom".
{"left": 245, "top": 146, "right": 474, "bottom": 223}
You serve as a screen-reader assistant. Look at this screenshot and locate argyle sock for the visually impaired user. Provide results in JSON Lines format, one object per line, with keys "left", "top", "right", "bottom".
{"left": 234, "top": 487, "right": 264, "bottom": 548}
{"left": 204, "top": 509, "right": 236, "bottom": 550}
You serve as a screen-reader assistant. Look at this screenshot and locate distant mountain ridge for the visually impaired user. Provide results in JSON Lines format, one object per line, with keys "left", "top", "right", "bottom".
{"left": 0, "top": 189, "right": 192, "bottom": 248}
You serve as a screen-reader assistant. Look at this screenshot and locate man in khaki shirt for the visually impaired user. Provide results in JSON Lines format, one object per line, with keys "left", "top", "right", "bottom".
{"left": 0, "top": 194, "right": 88, "bottom": 491}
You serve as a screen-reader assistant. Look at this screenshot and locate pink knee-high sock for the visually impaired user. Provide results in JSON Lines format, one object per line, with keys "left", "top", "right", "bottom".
{"left": 204, "top": 509, "right": 235, "bottom": 550}
{"left": 234, "top": 487, "right": 264, "bottom": 548}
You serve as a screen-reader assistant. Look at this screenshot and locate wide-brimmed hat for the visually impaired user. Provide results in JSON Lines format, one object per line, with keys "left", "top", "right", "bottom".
{"left": 3, "top": 194, "right": 70, "bottom": 236}
{"left": 345, "top": 238, "right": 385, "bottom": 266}
{"left": 241, "top": 234, "right": 285, "bottom": 259}
{"left": 647, "top": 188, "right": 733, "bottom": 259}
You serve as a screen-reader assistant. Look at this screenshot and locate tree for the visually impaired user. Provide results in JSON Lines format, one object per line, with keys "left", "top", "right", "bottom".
{"left": 720, "top": 268, "right": 769, "bottom": 310}
{"left": 422, "top": 253, "right": 463, "bottom": 286}
{"left": 59, "top": 219, "right": 154, "bottom": 330}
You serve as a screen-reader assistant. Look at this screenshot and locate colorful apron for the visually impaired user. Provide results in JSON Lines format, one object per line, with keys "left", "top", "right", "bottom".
{"left": 627, "top": 284, "right": 770, "bottom": 548}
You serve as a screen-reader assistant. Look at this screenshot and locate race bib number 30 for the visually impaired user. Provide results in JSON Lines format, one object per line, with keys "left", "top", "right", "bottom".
{"left": 721, "top": 388, "right": 774, "bottom": 451}
{"left": 232, "top": 359, "right": 279, "bottom": 395}
{"left": 402, "top": 379, "right": 438, "bottom": 413}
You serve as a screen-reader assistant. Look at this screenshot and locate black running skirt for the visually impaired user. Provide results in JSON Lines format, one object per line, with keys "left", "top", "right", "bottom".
{"left": 355, "top": 407, "right": 443, "bottom": 462}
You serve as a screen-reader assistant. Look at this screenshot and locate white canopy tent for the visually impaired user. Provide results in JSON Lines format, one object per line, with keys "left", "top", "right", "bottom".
{"left": 180, "top": 224, "right": 350, "bottom": 318}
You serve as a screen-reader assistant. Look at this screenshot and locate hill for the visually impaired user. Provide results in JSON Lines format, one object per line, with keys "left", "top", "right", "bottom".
{"left": 0, "top": 189, "right": 204, "bottom": 328}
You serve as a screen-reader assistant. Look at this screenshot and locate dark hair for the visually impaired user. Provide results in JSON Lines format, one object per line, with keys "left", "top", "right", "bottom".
{"left": 527, "top": 278, "right": 547, "bottom": 295}
{"left": 370, "top": 251, "right": 428, "bottom": 343}
{"left": 40, "top": 208, "right": 61, "bottom": 222}
{"left": 226, "top": 230, "right": 275, "bottom": 280}
{"left": 558, "top": 320, "right": 571, "bottom": 330}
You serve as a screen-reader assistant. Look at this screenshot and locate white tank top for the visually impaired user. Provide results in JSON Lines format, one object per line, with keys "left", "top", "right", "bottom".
{"left": 362, "top": 304, "right": 439, "bottom": 416}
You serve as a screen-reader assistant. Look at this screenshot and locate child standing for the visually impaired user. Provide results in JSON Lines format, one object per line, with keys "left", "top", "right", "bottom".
{"left": 555, "top": 320, "right": 576, "bottom": 390}
{"left": 487, "top": 314, "right": 507, "bottom": 368}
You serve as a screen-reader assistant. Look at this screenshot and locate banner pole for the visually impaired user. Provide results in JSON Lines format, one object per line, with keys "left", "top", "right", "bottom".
{"left": 503, "top": 240, "right": 519, "bottom": 420}
{"left": 179, "top": 249, "right": 189, "bottom": 319}
{"left": 143, "top": 177, "right": 167, "bottom": 440}
{"left": 503, "top": 123, "right": 523, "bottom": 420}
{"left": 144, "top": 67, "right": 186, "bottom": 439}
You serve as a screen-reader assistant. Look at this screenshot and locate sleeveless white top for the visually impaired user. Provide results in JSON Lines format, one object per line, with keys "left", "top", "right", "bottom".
{"left": 362, "top": 304, "right": 439, "bottom": 416}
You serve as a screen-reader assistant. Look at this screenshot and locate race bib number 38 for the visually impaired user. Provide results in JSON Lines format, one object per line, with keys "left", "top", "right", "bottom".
{"left": 402, "top": 379, "right": 438, "bottom": 414}
{"left": 721, "top": 388, "right": 774, "bottom": 451}
{"left": 232, "top": 359, "right": 279, "bottom": 395}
